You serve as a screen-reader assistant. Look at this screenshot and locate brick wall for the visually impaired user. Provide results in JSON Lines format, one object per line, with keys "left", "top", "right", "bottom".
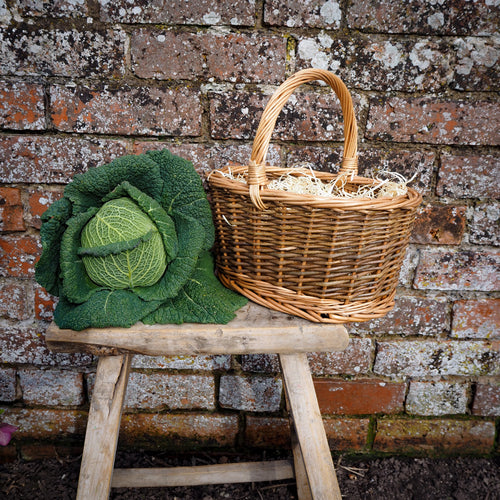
{"left": 0, "top": 0, "right": 499, "bottom": 460}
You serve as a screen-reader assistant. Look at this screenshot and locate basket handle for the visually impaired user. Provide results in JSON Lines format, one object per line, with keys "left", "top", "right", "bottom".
{"left": 248, "top": 68, "right": 358, "bottom": 209}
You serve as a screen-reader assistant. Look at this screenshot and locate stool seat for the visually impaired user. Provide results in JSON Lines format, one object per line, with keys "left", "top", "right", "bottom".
{"left": 46, "top": 302, "right": 349, "bottom": 500}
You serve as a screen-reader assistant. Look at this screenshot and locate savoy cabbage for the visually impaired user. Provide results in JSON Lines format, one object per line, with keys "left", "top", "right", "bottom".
{"left": 35, "top": 149, "right": 246, "bottom": 330}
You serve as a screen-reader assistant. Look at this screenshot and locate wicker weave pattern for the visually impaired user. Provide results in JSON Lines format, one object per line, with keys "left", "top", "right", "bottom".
{"left": 208, "top": 68, "right": 422, "bottom": 323}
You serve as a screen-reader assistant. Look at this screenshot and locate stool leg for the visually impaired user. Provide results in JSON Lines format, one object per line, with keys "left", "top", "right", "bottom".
{"left": 77, "top": 354, "right": 132, "bottom": 500}
{"left": 279, "top": 353, "right": 342, "bottom": 500}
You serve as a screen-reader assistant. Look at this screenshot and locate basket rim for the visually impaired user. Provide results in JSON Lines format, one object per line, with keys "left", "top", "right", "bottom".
{"left": 208, "top": 164, "right": 423, "bottom": 210}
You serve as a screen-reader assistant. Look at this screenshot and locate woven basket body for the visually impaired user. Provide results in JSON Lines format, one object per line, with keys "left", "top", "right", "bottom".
{"left": 208, "top": 69, "right": 422, "bottom": 323}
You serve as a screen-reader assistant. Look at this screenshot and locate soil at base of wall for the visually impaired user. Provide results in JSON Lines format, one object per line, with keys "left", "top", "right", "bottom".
{"left": 1, "top": 449, "right": 499, "bottom": 499}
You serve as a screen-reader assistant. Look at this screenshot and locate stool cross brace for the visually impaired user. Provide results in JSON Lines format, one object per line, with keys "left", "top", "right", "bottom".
{"left": 46, "top": 303, "right": 349, "bottom": 500}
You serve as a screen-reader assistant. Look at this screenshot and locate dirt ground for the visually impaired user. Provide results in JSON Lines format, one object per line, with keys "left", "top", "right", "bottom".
{"left": 1, "top": 449, "right": 499, "bottom": 499}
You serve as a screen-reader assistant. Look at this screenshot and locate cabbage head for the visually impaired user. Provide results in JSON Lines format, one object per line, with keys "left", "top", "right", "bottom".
{"left": 35, "top": 149, "right": 246, "bottom": 330}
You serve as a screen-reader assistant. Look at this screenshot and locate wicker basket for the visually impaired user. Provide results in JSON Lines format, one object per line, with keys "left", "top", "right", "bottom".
{"left": 208, "top": 68, "right": 422, "bottom": 323}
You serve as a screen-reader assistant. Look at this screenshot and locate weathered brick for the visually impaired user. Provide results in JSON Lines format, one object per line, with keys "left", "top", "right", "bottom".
{"left": 0, "top": 234, "right": 40, "bottom": 277}
{"left": 264, "top": 0, "right": 341, "bottom": 29}
{"left": 472, "top": 384, "right": 500, "bottom": 416}
{"left": 349, "top": 295, "right": 449, "bottom": 337}
{"left": 133, "top": 141, "right": 282, "bottom": 178}
{"left": 470, "top": 201, "right": 500, "bottom": 246}
{"left": 131, "top": 354, "right": 231, "bottom": 371}
{"left": 411, "top": 204, "right": 466, "bottom": 245}
{"left": 244, "top": 415, "right": 369, "bottom": 451}
{"left": 0, "top": 135, "right": 129, "bottom": 183}
{"left": 0, "top": 27, "right": 126, "bottom": 78}
{"left": 0, "top": 367, "right": 16, "bottom": 401}
{"left": 286, "top": 146, "right": 435, "bottom": 195}
{"left": 219, "top": 374, "right": 282, "bottom": 412}
{"left": 241, "top": 354, "right": 280, "bottom": 373}
{"left": 314, "top": 379, "right": 406, "bottom": 415}
{"left": 373, "top": 418, "right": 495, "bottom": 454}
{"left": 307, "top": 339, "right": 374, "bottom": 376}
{"left": 451, "top": 299, "right": 500, "bottom": 340}
{"left": 27, "top": 187, "right": 63, "bottom": 229}
{"left": 451, "top": 37, "right": 499, "bottom": 91}
{"left": 399, "top": 246, "right": 420, "bottom": 287}
{"left": 131, "top": 30, "right": 286, "bottom": 84}
{"left": 119, "top": 413, "right": 239, "bottom": 448}
{"left": 347, "top": 0, "right": 499, "bottom": 36}
{"left": 0, "top": 280, "right": 31, "bottom": 320}
{"left": 414, "top": 249, "right": 500, "bottom": 291}
{"left": 0, "top": 407, "right": 87, "bottom": 439}
{"left": 210, "top": 89, "right": 365, "bottom": 141}
{"left": 50, "top": 84, "right": 202, "bottom": 137}
{"left": 99, "top": 0, "right": 255, "bottom": 26}
{"left": 122, "top": 372, "right": 215, "bottom": 410}
{"left": 0, "top": 187, "right": 25, "bottom": 232}
{"left": 0, "top": 322, "right": 92, "bottom": 367}
{"left": 374, "top": 340, "right": 500, "bottom": 378}
{"left": 34, "top": 285, "right": 57, "bottom": 322}
{"left": 366, "top": 97, "right": 500, "bottom": 145}
{"left": 437, "top": 152, "right": 500, "bottom": 199}
{"left": 296, "top": 35, "right": 451, "bottom": 92}
{"left": 406, "top": 381, "right": 469, "bottom": 416}
{"left": 16, "top": 0, "right": 88, "bottom": 17}
{"left": 19, "top": 369, "right": 84, "bottom": 406}
{"left": 0, "top": 80, "right": 45, "bottom": 130}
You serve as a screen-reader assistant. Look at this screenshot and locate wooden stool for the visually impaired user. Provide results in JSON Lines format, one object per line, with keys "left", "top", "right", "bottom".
{"left": 46, "top": 303, "right": 349, "bottom": 500}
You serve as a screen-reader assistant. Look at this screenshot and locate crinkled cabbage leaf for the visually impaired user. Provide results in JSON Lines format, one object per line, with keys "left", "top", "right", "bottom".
{"left": 35, "top": 149, "right": 246, "bottom": 330}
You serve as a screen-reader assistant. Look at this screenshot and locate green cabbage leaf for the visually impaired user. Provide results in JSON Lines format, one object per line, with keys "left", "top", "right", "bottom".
{"left": 35, "top": 149, "right": 246, "bottom": 330}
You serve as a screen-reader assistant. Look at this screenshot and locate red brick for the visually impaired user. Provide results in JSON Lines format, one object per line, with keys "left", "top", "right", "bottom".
{"left": 0, "top": 367, "right": 16, "bottom": 401}
{"left": 119, "top": 413, "right": 239, "bottom": 448}
{"left": 314, "top": 379, "right": 406, "bottom": 415}
{"left": 99, "top": 0, "right": 255, "bottom": 25}
{"left": 124, "top": 372, "right": 215, "bottom": 410}
{"left": 437, "top": 152, "right": 500, "bottom": 198}
{"left": 307, "top": 339, "right": 373, "bottom": 376}
{"left": 50, "top": 84, "right": 202, "bottom": 137}
{"left": 406, "top": 381, "right": 469, "bottom": 416}
{"left": 0, "top": 135, "right": 129, "bottom": 183}
{"left": 131, "top": 30, "right": 286, "bottom": 84}
{"left": 244, "top": 415, "right": 369, "bottom": 451}
{"left": 349, "top": 295, "right": 449, "bottom": 337}
{"left": 34, "top": 285, "right": 56, "bottom": 322}
{"left": 0, "top": 187, "right": 25, "bottom": 231}
{"left": 366, "top": 97, "right": 500, "bottom": 145}
{"left": 472, "top": 384, "right": 500, "bottom": 416}
{"left": 0, "top": 408, "right": 87, "bottom": 439}
{"left": 470, "top": 201, "right": 500, "bottom": 246}
{"left": 411, "top": 204, "right": 466, "bottom": 245}
{"left": 219, "top": 375, "right": 282, "bottom": 412}
{"left": 374, "top": 418, "right": 495, "bottom": 454}
{"left": 210, "top": 89, "right": 365, "bottom": 141}
{"left": 17, "top": 0, "right": 88, "bottom": 17}
{"left": 414, "top": 249, "right": 500, "bottom": 291}
{"left": 323, "top": 418, "right": 370, "bottom": 451}
{"left": 0, "top": 280, "right": 31, "bottom": 320}
{"left": 286, "top": 146, "right": 435, "bottom": 195}
{"left": 347, "top": 0, "right": 499, "bottom": 36}
{"left": 374, "top": 340, "right": 500, "bottom": 378}
{"left": 133, "top": 141, "right": 282, "bottom": 178}
{"left": 0, "top": 234, "right": 40, "bottom": 277}
{"left": 452, "top": 36, "right": 499, "bottom": 91}
{"left": 0, "top": 322, "right": 92, "bottom": 367}
{"left": 0, "top": 80, "right": 45, "bottom": 130}
{"left": 451, "top": 299, "right": 500, "bottom": 340}
{"left": 264, "top": 0, "right": 341, "bottom": 29}
{"left": 0, "top": 444, "right": 17, "bottom": 463}
{"left": 0, "top": 28, "right": 126, "bottom": 78}
{"left": 19, "top": 369, "right": 84, "bottom": 406}
{"left": 296, "top": 35, "right": 451, "bottom": 92}
{"left": 27, "top": 187, "right": 63, "bottom": 229}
